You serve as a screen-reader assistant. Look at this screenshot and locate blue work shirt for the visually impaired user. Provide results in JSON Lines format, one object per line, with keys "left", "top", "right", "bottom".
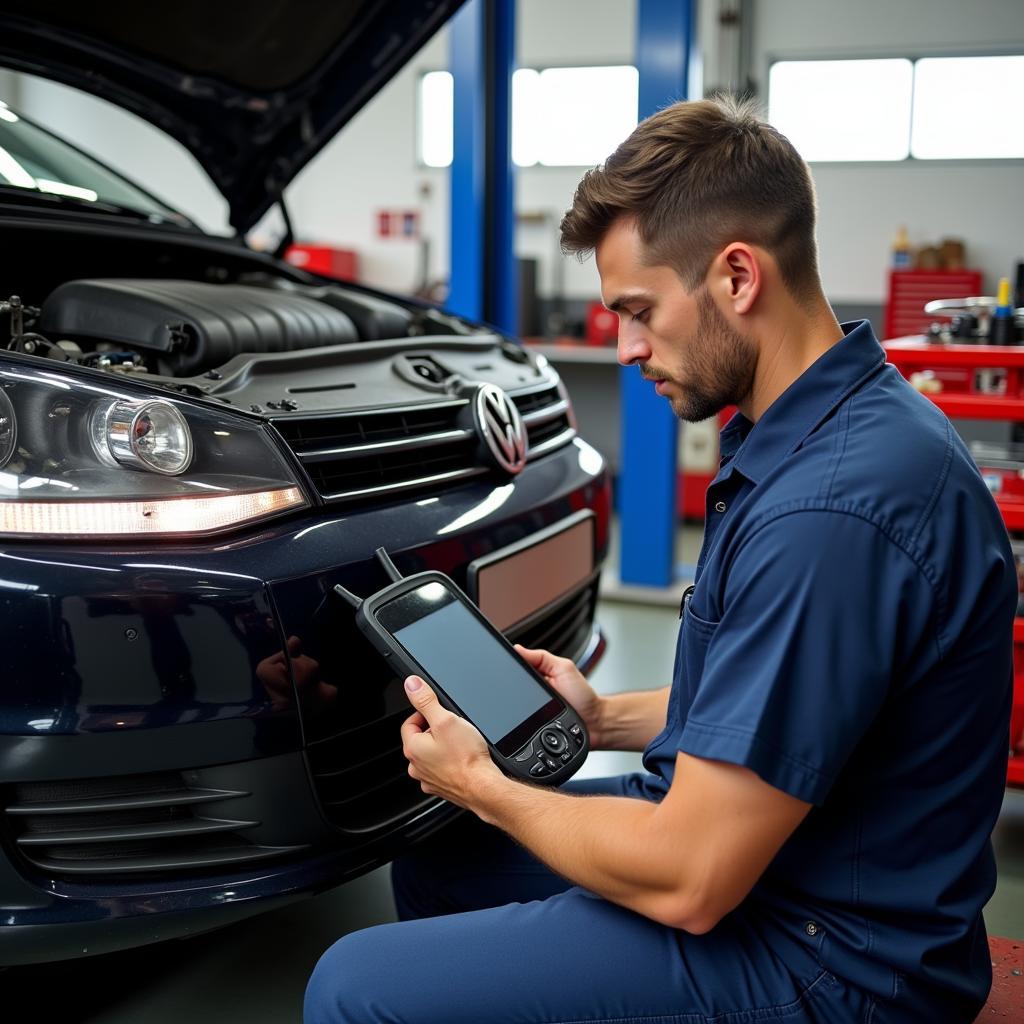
{"left": 643, "top": 320, "right": 1015, "bottom": 1012}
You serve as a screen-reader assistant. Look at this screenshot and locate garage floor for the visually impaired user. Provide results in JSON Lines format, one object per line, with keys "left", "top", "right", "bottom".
{"left": 7, "top": 598, "right": 1024, "bottom": 1023}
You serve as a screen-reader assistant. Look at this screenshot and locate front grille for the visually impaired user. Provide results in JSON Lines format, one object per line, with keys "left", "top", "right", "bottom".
{"left": 273, "top": 383, "right": 575, "bottom": 504}
{"left": 4, "top": 772, "right": 307, "bottom": 877}
{"left": 309, "top": 577, "right": 600, "bottom": 835}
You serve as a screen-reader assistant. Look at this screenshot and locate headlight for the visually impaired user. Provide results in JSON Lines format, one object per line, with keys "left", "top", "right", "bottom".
{"left": 0, "top": 361, "right": 308, "bottom": 538}
{"left": 98, "top": 399, "right": 194, "bottom": 475}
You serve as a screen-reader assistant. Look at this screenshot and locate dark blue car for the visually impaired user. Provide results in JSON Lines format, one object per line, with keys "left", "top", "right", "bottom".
{"left": 0, "top": 0, "right": 609, "bottom": 964}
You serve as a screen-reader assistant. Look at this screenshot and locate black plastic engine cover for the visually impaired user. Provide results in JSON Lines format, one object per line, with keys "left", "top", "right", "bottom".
{"left": 39, "top": 278, "right": 359, "bottom": 375}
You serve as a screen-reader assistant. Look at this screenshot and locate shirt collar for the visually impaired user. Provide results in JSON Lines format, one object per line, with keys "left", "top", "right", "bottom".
{"left": 719, "top": 320, "right": 886, "bottom": 485}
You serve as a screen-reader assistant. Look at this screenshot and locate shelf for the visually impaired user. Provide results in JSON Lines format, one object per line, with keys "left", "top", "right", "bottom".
{"left": 885, "top": 339, "right": 1024, "bottom": 368}
{"left": 926, "top": 395, "right": 1024, "bottom": 421}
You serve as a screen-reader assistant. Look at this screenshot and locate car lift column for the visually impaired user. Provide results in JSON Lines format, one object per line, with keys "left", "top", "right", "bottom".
{"left": 448, "top": 0, "right": 517, "bottom": 336}
{"left": 618, "top": 0, "right": 697, "bottom": 587}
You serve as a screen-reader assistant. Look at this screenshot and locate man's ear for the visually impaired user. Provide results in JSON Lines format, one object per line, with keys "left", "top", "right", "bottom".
{"left": 710, "top": 243, "right": 761, "bottom": 315}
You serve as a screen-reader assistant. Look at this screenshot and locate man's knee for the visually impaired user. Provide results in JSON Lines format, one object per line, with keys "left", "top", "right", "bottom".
{"left": 304, "top": 928, "right": 392, "bottom": 1024}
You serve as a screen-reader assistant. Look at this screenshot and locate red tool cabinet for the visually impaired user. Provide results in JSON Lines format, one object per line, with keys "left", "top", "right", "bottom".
{"left": 886, "top": 340, "right": 1024, "bottom": 787}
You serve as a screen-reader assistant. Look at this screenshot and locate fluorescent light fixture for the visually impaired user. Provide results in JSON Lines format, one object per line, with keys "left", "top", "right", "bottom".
{"left": 420, "top": 71, "right": 454, "bottom": 167}
{"left": 912, "top": 56, "right": 1024, "bottom": 159}
{"left": 769, "top": 59, "right": 913, "bottom": 161}
{"left": 0, "top": 487, "right": 305, "bottom": 538}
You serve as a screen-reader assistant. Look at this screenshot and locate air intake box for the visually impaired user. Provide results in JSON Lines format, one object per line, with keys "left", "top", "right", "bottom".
{"left": 39, "top": 278, "right": 359, "bottom": 376}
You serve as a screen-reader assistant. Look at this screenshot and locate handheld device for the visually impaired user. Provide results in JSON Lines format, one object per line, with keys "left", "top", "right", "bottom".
{"left": 334, "top": 548, "right": 589, "bottom": 785}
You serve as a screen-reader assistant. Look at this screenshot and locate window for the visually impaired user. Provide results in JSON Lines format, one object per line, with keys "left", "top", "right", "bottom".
{"left": 420, "top": 70, "right": 454, "bottom": 168}
{"left": 768, "top": 59, "right": 913, "bottom": 162}
{"left": 911, "top": 56, "right": 1024, "bottom": 159}
{"left": 769, "top": 54, "right": 1024, "bottom": 162}
{"left": 419, "top": 65, "right": 639, "bottom": 168}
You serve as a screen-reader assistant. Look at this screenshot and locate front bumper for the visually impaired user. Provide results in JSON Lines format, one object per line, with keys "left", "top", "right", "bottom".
{"left": 0, "top": 439, "right": 609, "bottom": 964}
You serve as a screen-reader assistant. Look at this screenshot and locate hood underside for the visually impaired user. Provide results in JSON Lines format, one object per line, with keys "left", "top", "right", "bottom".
{"left": 0, "top": 0, "right": 464, "bottom": 233}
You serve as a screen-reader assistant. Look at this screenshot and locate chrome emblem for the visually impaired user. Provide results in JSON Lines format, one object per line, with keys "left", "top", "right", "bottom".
{"left": 473, "top": 384, "right": 527, "bottom": 475}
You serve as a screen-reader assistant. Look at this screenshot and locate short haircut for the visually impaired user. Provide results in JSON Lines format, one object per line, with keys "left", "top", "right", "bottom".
{"left": 559, "top": 95, "right": 821, "bottom": 305}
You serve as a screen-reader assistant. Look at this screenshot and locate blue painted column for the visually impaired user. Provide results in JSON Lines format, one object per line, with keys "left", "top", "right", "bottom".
{"left": 448, "top": 0, "right": 517, "bottom": 335}
{"left": 619, "top": 0, "right": 696, "bottom": 587}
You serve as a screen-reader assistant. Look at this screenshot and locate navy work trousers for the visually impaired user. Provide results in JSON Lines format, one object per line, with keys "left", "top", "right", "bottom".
{"left": 304, "top": 773, "right": 910, "bottom": 1023}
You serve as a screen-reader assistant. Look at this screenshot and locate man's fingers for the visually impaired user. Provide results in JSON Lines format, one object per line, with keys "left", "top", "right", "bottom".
{"left": 400, "top": 710, "right": 428, "bottom": 746}
{"left": 515, "top": 644, "right": 558, "bottom": 675}
{"left": 403, "top": 675, "right": 443, "bottom": 726}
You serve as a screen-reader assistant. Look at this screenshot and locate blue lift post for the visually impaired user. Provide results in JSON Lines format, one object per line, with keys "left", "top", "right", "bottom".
{"left": 448, "top": 0, "right": 517, "bottom": 336}
{"left": 618, "top": 0, "right": 697, "bottom": 588}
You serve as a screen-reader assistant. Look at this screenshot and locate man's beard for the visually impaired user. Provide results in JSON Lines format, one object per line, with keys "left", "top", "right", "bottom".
{"left": 644, "top": 289, "right": 757, "bottom": 423}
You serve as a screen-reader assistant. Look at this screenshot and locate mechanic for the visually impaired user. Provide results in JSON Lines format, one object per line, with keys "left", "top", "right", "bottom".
{"left": 305, "top": 96, "right": 1015, "bottom": 1024}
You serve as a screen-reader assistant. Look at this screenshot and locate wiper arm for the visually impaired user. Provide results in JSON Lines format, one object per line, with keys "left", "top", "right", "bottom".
{"left": 0, "top": 183, "right": 194, "bottom": 227}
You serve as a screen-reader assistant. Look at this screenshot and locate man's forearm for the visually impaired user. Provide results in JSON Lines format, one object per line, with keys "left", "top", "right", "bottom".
{"left": 595, "top": 687, "right": 670, "bottom": 752}
{"left": 474, "top": 774, "right": 689, "bottom": 928}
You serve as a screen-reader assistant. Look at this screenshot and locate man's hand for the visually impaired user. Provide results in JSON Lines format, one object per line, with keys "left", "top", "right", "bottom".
{"left": 400, "top": 675, "right": 506, "bottom": 813}
{"left": 515, "top": 644, "right": 607, "bottom": 748}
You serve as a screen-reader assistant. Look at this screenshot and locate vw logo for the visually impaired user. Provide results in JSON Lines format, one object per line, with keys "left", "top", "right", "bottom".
{"left": 473, "top": 384, "right": 527, "bottom": 475}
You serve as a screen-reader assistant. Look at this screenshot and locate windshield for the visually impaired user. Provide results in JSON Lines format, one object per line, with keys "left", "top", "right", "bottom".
{"left": 0, "top": 100, "right": 191, "bottom": 225}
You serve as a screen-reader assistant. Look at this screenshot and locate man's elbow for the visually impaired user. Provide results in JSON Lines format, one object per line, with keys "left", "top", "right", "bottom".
{"left": 651, "top": 890, "right": 724, "bottom": 935}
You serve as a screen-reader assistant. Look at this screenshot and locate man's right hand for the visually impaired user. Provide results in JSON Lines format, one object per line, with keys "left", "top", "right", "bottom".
{"left": 515, "top": 644, "right": 606, "bottom": 749}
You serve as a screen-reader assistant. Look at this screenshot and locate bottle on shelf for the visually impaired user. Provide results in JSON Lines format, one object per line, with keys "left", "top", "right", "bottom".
{"left": 990, "top": 277, "right": 1017, "bottom": 345}
{"left": 891, "top": 225, "right": 912, "bottom": 269}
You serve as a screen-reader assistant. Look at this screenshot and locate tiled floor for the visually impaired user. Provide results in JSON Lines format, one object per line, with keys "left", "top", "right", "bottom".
{"left": 7, "top": 597, "right": 1023, "bottom": 1022}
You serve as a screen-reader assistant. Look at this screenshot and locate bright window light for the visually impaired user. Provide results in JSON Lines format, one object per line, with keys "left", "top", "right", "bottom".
{"left": 420, "top": 71, "right": 454, "bottom": 168}
{"left": 912, "top": 56, "right": 1024, "bottom": 159}
{"left": 768, "top": 59, "right": 913, "bottom": 161}
{"left": 418, "top": 65, "right": 639, "bottom": 168}
{"left": 512, "top": 69, "right": 542, "bottom": 167}
{"left": 529, "top": 66, "right": 638, "bottom": 167}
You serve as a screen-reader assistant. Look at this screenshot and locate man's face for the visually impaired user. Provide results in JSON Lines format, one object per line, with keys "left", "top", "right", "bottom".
{"left": 596, "top": 219, "right": 757, "bottom": 422}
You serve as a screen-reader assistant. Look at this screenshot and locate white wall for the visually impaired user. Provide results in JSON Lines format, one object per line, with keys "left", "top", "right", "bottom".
{"left": 753, "top": 0, "right": 1024, "bottom": 302}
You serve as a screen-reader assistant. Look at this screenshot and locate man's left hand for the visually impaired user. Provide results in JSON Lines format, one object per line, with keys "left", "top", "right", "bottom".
{"left": 400, "top": 675, "right": 505, "bottom": 812}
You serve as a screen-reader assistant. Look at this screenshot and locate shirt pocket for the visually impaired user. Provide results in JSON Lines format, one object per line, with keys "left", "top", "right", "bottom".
{"left": 681, "top": 601, "right": 719, "bottom": 695}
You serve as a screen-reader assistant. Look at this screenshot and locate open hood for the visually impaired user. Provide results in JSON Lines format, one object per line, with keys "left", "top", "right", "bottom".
{"left": 0, "top": 0, "right": 464, "bottom": 233}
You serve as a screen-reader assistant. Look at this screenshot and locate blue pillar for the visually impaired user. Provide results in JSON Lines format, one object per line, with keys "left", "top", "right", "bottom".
{"left": 619, "top": 0, "right": 696, "bottom": 588}
{"left": 448, "top": 0, "right": 517, "bottom": 336}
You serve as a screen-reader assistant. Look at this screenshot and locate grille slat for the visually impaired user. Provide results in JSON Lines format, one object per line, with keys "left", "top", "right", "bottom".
{"left": 4, "top": 772, "right": 306, "bottom": 877}
{"left": 273, "top": 384, "right": 576, "bottom": 505}
{"left": 309, "top": 578, "right": 600, "bottom": 835}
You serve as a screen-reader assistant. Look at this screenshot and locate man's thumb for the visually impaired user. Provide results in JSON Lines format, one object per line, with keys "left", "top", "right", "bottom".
{"left": 404, "top": 675, "right": 438, "bottom": 719}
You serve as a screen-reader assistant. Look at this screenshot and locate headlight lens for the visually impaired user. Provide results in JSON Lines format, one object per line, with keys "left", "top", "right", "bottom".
{"left": 101, "top": 399, "right": 193, "bottom": 475}
{"left": 0, "top": 361, "right": 308, "bottom": 538}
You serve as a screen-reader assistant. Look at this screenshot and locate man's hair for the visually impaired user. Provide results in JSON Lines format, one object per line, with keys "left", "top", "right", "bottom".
{"left": 559, "top": 95, "right": 820, "bottom": 304}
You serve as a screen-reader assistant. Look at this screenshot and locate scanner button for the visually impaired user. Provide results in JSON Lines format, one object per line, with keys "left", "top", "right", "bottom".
{"left": 530, "top": 761, "right": 548, "bottom": 777}
{"left": 514, "top": 743, "right": 534, "bottom": 763}
{"left": 540, "top": 730, "right": 568, "bottom": 756}
{"left": 541, "top": 754, "right": 559, "bottom": 771}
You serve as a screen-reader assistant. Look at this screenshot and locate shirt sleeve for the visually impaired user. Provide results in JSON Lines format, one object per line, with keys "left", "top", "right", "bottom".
{"left": 679, "top": 508, "right": 937, "bottom": 805}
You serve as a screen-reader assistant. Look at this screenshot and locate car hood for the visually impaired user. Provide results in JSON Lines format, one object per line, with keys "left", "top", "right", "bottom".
{"left": 0, "top": 0, "right": 464, "bottom": 233}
